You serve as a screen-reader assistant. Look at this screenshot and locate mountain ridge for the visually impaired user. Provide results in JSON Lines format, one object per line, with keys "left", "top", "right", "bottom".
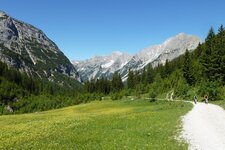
{"left": 0, "top": 11, "right": 81, "bottom": 86}
{"left": 73, "top": 33, "right": 202, "bottom": 81}
{"left": 73, "top": 51, "right": 132, "bottom": 81}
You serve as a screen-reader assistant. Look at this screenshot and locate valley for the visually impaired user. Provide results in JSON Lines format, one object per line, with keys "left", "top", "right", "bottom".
{"left": 1, "top": 1, "right": 225, "bottom": 149}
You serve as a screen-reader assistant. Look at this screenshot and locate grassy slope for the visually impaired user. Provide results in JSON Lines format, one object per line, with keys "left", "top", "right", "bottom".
{"left": 0, "top": 99, "right": 192, "bottom": 150}
{"left": 212, "top": 100, "right": 225, "bottom": 109}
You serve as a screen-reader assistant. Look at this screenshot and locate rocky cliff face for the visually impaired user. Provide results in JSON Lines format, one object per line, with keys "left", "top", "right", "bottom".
{"left": 119, "top": 33, "right": 201, "bottom": 80}
{"left": 73, "top": 33, "right": 201, "bottom": 81}
{"left": 0, "top": 11, "right": 80, "bottom": 85}
{"left": 73, "top": 51, "right": 132, "bottom": 81}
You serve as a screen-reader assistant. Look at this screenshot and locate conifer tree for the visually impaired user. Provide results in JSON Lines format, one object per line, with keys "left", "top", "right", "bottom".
{"left": 127, "top": 69, "right": 135, "bottom": 89}
{"left": 183, "top": 50, "right": 195, "bottom": 85}
{"left": 206, "top": 27, "right": 215, "bottom": 42}
{"left": 218, "top": 24, "right": 224, "bottom": 35}
{"left": 161, "top": 59, "right": 171, "bottom": 78}
{"left": 201, "top": 27, "right": 216, "bottom": 80}
{"left": 141, "top": 67, "right": 147, "bottom": 84}
{"left": 146, "top": 64, "right": 154, "bottom": 84}
{"left": 111, "top": 72, "right": 123, "bottom": 92}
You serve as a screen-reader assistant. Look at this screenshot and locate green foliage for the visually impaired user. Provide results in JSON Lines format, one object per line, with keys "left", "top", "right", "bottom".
{"left": 0, "top": 79, "right": 24, "bottom": 105}
{"left": 149, "top": 91, "right": 157, "bottom": 102}
{"left": 200, "top": 26, "right": 225, "bottom": 82}
{"left": 206, "top": 27, "right": 216, "bottom": 42}
{"left": 127, "top": 69, "right": 135, "bottom": 89}
{"left": 110, "top": 92, "right": 123, "bottom": 100}
{"left": 183, "top": 50, "right": 195, "bottom": 85}
{"left": 174, "top": 78, "right": 189, "bottom": 99}
{"left": 111, "top": 72, "right": 123, "bottom": 92}
{"left": 146, "top": 64, "right": 155, "bottom": 84}
{"left": 161, "top": 59, "right": 172, "bottom": 78}
{"left": 0, "top": 60, "right": 85, "bottom": 114}
{"left": 84, "top": 72, "right": 124, "bottom": 94}
{"left": 197, "top": 81, "right": 223, "bottom": 101}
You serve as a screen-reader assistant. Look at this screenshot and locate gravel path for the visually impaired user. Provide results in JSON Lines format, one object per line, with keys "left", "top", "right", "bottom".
{"left": 181, "top": 102, "right": 225, "bottom": 150}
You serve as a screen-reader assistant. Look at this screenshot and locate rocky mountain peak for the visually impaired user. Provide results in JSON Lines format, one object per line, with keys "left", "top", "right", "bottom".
{"left": 0, "top": 11, "right": 7, "bottom": 18}
{"left": 111, "top": 51, "right": 123, "bottom": 56}
{"left": 74, "top": 33, "right": 201, "bottom": 81}
{"left": 73, "top": 51, "right": 132, "bottom": 81}
{"left": 0, "top": 11, "right": 81, "bottom": 86}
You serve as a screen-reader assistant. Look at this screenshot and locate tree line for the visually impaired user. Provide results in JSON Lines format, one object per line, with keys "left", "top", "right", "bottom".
{"left": 84, "top": 25, "right": 225, "bottom": 101}
{"left": 0, "top": 61, "right": 85, "bottom": 114}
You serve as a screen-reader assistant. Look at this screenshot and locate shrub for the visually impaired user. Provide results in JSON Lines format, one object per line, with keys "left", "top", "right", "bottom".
{"left": 149, "top": 91, "right": 157, "bottom": 102}
{"left": 198, "top": 81, "right": 223, "bottom": 101}
{"left": 174, "top": 78, "right": 190, "bottom": 99}
{"left": 111, "top": 93, "right": 122, "bottom": 100}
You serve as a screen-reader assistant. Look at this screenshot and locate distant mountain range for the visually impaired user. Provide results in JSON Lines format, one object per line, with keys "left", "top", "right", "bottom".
{"left": 0, "top": 11, "right": 81, "bottom": 86}
{"left": 73, "top": 33, "right": 201, "bottom": 81}
{"left": 0, "top": 10, "right": 202, "bottom": 84}
{"left": 73, "top": 51, "right": 132, "bottom": 81}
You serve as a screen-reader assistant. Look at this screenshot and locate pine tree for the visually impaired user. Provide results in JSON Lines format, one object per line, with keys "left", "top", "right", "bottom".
{"left": 127, "top": 70, "right": 135, "bottom": 89}
{"left": 111, "top": 72, "right": 123, "bottom": 92}
{"left": 218, "top": 25, "right": 225, "bottom": 54}
{"left": 183, "top": 50, "right": 195, "bottom": 85}
{"left": 161, "top": 59, "right": 171, "bottom": 78}
{"left": 194, "top": 43, "right": 203, "bottom": 58}
{"left": 133, "top": 71, "right": 141, "bottom": 85}
{"left": 146, "top": 64, "right": 154, "bottom": 84}
{"left": 206, "top": 27, "right": 215, "bottom": 42}
{"left": 141, "top": 67, "right": 147, "bottom": 84}
{"left": 218, "top": 24, "right": 224, "bottom": 35}
{"left": 201, "top": 27, "right": 216, "bottom": 80}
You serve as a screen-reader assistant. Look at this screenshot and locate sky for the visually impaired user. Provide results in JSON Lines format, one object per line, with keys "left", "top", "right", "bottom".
{"left": 1, "top": 0, "right": 225, "bottom": 60}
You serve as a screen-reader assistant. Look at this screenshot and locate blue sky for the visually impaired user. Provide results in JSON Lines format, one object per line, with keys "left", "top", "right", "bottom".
{"left": 1, "top": 0, "right": 225, "bottom": 60}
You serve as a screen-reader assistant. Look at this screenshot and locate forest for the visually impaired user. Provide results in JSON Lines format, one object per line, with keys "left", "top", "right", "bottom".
{"left": 1, "top": 25, "right": 225, "bottom": 114}
{"left": 85, "top": 25, "right": 225, "bottom": 101}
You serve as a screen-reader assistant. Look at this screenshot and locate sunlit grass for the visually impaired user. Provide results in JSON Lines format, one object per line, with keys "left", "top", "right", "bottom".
{"left": 211, "top": 100, "right": 225, "bottom": 109}
{"left": 0, "top": 99, "right": 192, "bottom": 149}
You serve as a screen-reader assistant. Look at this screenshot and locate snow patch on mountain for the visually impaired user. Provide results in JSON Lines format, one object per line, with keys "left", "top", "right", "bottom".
{"left": 102, "top": 60, "right": 115, "bottom": 68}
{"left": 118, "top": 33, "right": 201, "bottom": 80}
{"left": 72, "top": 51, "right": 132, "bottom": 81}
{"left": 73, "top": 33, "right": 201, "bottom": 81}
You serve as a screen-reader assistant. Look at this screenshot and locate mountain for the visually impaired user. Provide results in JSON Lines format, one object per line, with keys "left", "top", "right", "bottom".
{"left": 73, "top": 51, "right": 132, "bottom": 81}
{"left": 119, "top": 33, "right": 201, "bottom": 80}
{"left": 0, "top": 11, "right": 81, "bottom": 86}
{"left": 73, "top": 33, "right": 201, "bottom": 81}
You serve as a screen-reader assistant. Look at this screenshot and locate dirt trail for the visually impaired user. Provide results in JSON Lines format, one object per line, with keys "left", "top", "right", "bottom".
{"left": 181, "top": 102, "right": 225, "bottom": 150}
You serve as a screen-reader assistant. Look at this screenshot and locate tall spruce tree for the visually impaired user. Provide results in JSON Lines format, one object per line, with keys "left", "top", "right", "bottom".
{"left": 206, "top": 27, "right": 215, "bottom": 42}
{"left": 141, "top": 67, "right": 147, "bottom": 84}
{"left": 183, "top": 50, "right": 195, "bottom": 85}
{"left": 146, "top": 64, "right": 154, "bottom": 84}
{"left": 218, "top": 25, "right": 225, "bottom": 83}
{"left": 111, "top": 72, "right": 123, "bottom": 92}
{"left": 218, "top": 24, "right": 224, "bottom": 35}
{"left": 161, "top": 59, "right": 171, "bottom": 78}
{"left": 201, "top": 27, "right": 216, "bottom": 80}
{"left": 127, "top": 70, "right": 135, "bottom": 89}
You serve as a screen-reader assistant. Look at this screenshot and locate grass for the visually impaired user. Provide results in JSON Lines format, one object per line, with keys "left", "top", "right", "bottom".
{"left": 211, "top": 100, "right": 225, "bottom": 109}
{"left": 0, "top": 99, "right": 192, "bottom": 149}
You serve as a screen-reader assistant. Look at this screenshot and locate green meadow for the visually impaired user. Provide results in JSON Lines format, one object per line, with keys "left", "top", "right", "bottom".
{"left": 0, "top": 99, "right": 192, "bottom": 150}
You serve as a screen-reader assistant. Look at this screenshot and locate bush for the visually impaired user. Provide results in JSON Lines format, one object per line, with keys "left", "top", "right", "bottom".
{"left": 149, "top": 91, "right": 157, "bottom": 102}
{"left": 174, "top": 80, "right": 190, "bottom": 99}
{"left": 198, "top": 81, "right": 223, "bottom": 101}
{"left": 111, "top": 93, "right": 122, "bottom": 100}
